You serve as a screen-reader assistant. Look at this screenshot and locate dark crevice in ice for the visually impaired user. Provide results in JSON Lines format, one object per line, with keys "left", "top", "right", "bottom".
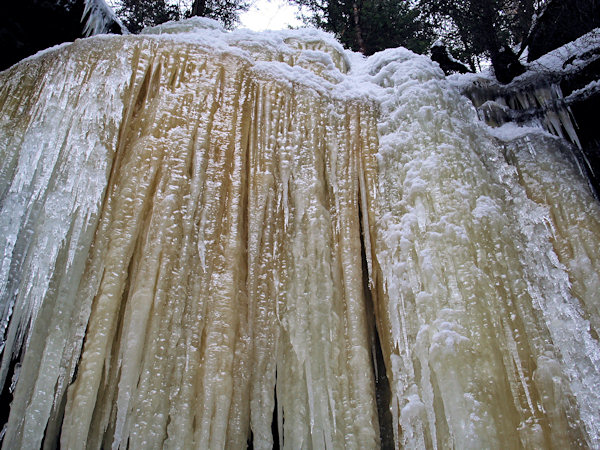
{"left": 372, "top": 327, "right": 394, "bottom": 449}
{"left": 247, "top": 384, "right": 280, "bottom": 449}
{"left": 41, "top": 378, "right": 68, "bottom": 450}
{"left": 0, "top": 345, "right": 24, "bottom": 446}
{"left": 246, "top": 429, "right": 253, "bottom": 449}
{"left": 271, "top": 384, "right": 280, "bottom": 450}
{"left": 358, "top": 189, "right": 394, "bottom": 449}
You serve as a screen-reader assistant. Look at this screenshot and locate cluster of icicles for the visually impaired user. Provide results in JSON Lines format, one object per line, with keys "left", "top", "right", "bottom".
{"left": 1, "top": 18, "right": 600, "bottom": 449}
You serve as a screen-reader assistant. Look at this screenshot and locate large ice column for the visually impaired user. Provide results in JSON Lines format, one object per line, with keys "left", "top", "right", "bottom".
{"left": 0, "top": 37, "right": 131, "bottom": 449}
{"left": 0, "top": 22, "right": 381, "bottom": 449}
{"left": 365, "top": 48, "right": 600, "bottom": 448}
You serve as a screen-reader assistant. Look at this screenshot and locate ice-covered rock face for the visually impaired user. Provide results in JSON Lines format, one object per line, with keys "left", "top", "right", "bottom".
{"left": 1, "top": 19, "right": 600, "bottom": 449}
{"left": 457, "top": 29, "right": 600, "bottom": 196}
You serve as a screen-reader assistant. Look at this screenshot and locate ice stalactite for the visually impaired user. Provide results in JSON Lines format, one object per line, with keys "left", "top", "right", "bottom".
{"left": 1, "top": 18, "right": 600, "bottom": 449}
{"left": 465, "top": 81, "right": 582, "bottom": 149}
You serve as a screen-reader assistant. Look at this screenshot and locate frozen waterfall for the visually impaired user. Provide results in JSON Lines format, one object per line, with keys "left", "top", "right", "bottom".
{"left": 1, "top": 18, "right": 600, "bottom": 449}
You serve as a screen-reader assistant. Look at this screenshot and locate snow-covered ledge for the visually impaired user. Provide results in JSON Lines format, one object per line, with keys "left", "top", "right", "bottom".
{"left": 452, "top": 28, "right": 600, "bottom": 195}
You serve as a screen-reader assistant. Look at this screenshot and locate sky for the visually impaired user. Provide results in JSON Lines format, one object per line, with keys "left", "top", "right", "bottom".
{"left": 106, "top": 0, "right": 306, "bottom": 32}
{"left": 239, "top": 0, "right": 305, "bottom": 31}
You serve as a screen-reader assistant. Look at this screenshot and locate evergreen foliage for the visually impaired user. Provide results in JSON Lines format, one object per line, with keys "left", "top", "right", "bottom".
{"left": 417, "top": 0, "right": 540, "bottom": 81}
{"left": 115, "top": 0, "right": 249, "bottom": 33}
{"left": 290, "top": 0, "right": 538, "bottom": 81}
{"left": 189, "top": 0, "right": 250, "bottom": 30}
{"left": 292, "top": 0, "right": 434, "bottom": 55}
{"left": 526, "top": 0, "right": 600, "bottom": 61}
{"left": 116, "top": 0, "right": 179, "bottom": 33}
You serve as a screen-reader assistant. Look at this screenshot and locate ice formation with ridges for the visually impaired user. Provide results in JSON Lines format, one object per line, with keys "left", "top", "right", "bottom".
{"left": 0, "top": 18, "right": 599, "bottom": 449}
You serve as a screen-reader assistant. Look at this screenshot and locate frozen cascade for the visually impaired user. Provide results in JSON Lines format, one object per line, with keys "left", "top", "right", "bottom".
{"left": 0, "top": 17, "right": 599, "bottom": 449}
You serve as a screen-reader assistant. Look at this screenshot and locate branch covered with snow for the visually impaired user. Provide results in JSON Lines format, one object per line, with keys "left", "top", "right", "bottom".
{"left": 82, "top": 0, "right": 127, "bottom": 36}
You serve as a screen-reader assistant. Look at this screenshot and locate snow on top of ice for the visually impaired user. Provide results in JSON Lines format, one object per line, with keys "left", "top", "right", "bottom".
{"left": 8, "top": 14, "right": 453, "bottom": 110}
{"left": 141, "top": 17, "right": 347, "bottom": 59}
{"left": 566, "top": 79, "right": 600, "bottom": 103}
{"left": 486, "top": 122, "right": 561, "bottom": 143}
{"left": 448, "top": 27, "right": 600, "bottom": 92}
{"left": 139, "top": 17, "right": 384, "bottom": 100}
{"left": 142, "top": 18, "right": 348, "bottom": 66}
{"left": 142, "top": 16, "right": 225, "bottom": 34}
{"left": 10, "top": 14, "right": 537, "bottom": 152}
{"left": 443, "top": 27, "right": 600, "bottom": 153}
{"left": 1, "top": 41, "right": 75, "bottom": 73}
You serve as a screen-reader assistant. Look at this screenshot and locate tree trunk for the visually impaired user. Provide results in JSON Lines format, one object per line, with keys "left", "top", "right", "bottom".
{"left": 473, "top": 0, "right": 525, "bottom": 83}
{"left": 191, "top": 0, "right": 207, "bottom": 17}
{"left": 352, "top": 2, "right": 367, "bottom": 54}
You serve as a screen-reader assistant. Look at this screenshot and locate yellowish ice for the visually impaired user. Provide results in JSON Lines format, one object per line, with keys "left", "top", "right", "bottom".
{"left": 0, "top": 18, "right": 599, "bottom": 449}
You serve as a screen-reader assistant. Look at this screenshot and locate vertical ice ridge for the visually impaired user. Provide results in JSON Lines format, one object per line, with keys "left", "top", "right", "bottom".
{"left": 502, "top": 135, "right": 600, "bottom": 447}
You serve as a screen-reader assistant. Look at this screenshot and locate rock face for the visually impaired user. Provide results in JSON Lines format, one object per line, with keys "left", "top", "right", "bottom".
{"left": 1, "top": 19, "right": 600, "bottom": 449}
{"left": 461, "top": 29, "right": 600, "bottom": 196}
{"left": 527, "top": 0, "right": 600, "bottom": 62}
